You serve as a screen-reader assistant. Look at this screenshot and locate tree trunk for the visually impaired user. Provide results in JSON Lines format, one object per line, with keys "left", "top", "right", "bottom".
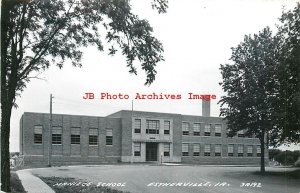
{"left": 1, "top": 1, "right": 17, "bottom": 191}
{"left": 260, "top": 129, "right": 265, "bottom": 173}
{"left": 1, "top": 104, "right": 13, "bottom": 192}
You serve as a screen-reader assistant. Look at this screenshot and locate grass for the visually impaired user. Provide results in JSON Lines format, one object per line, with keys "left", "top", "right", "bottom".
{"left": 223, "top": 168, "right": 300, "bottom": 183}
{"left": 11, "top": 171, "right": 26, "bottom": 193}
{"left": 39, "top": 176, "right": 130, "bottom": 193}
{"left": 252, "top": 169, "right": 300, "bottom": 179}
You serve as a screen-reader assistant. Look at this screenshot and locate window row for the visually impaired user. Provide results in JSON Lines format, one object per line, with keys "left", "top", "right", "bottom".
{"left": 227, "top": 130, "right": 256, "bottom": 138}
{"left": 134, "top": 119, "right": 171, "bottom": 135}
{"left": 33, "top": 126, "right": 113, "bottom": 146}
{"left": 182, "top": 144, "right": 261, "bottom": 157}
{"left": 182, "top": 122, "right": 222, "bottom": 137}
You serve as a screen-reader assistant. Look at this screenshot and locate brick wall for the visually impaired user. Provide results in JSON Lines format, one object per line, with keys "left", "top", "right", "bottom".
{"left": 21, "top": 112, "right": 122, "bottom": 166}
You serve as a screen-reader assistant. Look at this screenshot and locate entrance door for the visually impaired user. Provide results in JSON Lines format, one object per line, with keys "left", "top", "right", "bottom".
{"left": 146, "top": 143, "right": 158, "bottom": 161}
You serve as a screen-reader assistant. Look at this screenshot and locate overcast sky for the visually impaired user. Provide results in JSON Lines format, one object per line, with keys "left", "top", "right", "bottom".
{"left": 10, "top": 0, "right": 300, "bottom": 152}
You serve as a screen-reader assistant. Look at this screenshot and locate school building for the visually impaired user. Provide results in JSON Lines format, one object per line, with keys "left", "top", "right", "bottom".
{"left": 19, "top": 101, "right": 268, "bottom": 166}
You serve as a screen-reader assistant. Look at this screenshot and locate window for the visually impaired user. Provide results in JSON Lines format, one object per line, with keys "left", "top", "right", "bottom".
{"left": 204, "top": 144, "right": 211, "bottom": 156}
{"left": 228, "top": 144, "right": 234, "bottom": 156}
{"left": 134, "top": 119, "right": 141, "bottom": 133}
{"left": 146, "top": 120, "right": 159, "bottom": 134}
{"left": 204, "top": 124, "right": 211, "bottom": 136}
{"left": 52, "top": 127, "right": 62, "bottom": 144}
{"left": 237, "top": 130, "right": 245, "bottom": 138}
{"left": 247, "top": 145, "right": 253, "bottom": 157}
{"left": 134, "top": 143, "right": 141, "bottom": 156}
{"left": 71, "top": 127, "right": 80, "bottom": 145}
{"left": 182, "top": 122, "right": 189, "bottom": 135}
{"left": 164, "top": 143, "right": 170, "bottom": 156}
{"left": 164, "top": 121, "right": 170, "bottom": 135}
{"left": 182, "top": 143, "right": 189, "bottom": 156}
{"left": 215, "top": 144, "right": 221, "bottom": 156}
{"left": 238, "top": 145, "right": 244, "bottom": 157}
{"left": 215, "top": 124, "right": 222, "bottom": 137}
{"left": 106, "top": 129, "right": 113, "bottom": 145}
{"left": 34, "top": 126, "right": 43, "bottom": 144}
{"left": 89, "top": 128, "right": 98, "bottom": 145}
{"left": 193, "top": 123, "right": 200, "bottom": 136}
{"left": 193, "top": 144, "right": 200, "bottom": 156}
{"left": 257, "top": 146, "right": 261, "bottom": 157}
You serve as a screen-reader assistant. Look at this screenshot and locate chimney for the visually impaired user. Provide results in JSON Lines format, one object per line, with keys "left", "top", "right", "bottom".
{"left": 202, "top": 100, "right": 210, "bottom": 117}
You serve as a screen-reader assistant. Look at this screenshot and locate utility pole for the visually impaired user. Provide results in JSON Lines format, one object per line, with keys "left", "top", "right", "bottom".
{"left": 0, "top": 108, "right": 1, "bottom": 188}
{"left": 47, "top": 94, "right": 53, "bottom": 167}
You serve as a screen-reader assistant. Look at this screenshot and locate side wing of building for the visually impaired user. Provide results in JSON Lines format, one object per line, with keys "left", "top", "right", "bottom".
{"left": 20, "top": 112, "right": 122, "bottom": 166}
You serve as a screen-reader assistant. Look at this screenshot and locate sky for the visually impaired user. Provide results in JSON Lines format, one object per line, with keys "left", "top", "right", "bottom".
{"left": 10, "top": 0, "right": 300, "bottom": 152}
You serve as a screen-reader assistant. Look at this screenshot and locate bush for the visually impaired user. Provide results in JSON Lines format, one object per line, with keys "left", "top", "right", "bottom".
{"left": 274, "top": 152, "right": 295, "bottom": 165}
{"left": 269, "top": 149, "right": 281, "bottom": 160}
{"left": 285, "top": 155, "right": 295, "bottom": 165}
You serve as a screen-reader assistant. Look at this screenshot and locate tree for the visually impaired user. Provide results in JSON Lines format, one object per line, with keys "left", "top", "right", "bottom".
{"left": 219, "top": 27, "right": 280, "bottom": 173}
{"left": 270, "top": 3, "right": 300, "bottom": 146}
{"left": 1, "top": 0, "right": 168, "bottom": 191}
{"left": 219, "top": 3, "right": 300, "bottom": 173}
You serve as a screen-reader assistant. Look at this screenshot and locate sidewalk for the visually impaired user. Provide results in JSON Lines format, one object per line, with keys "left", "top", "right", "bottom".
{"left": 16, "top": 169, "right": 55, "bottom": 193}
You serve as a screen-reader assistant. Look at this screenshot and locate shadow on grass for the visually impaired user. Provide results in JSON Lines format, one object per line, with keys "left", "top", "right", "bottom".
{"left": 39, "top": 176, "right": 130, "bottom": 193}
{"left": 11, "top": 171, "right": 26, "bottom": 193}
{"left": 252, "top": 169, "right": 300, "bottom": 179}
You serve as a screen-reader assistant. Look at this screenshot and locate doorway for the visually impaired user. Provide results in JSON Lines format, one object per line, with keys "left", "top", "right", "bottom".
{"left": 146, "top": 143, "right": 158, "bottom": 161}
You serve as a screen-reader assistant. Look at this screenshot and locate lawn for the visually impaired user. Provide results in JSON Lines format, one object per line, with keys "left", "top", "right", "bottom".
{"left": 252, "top": 169, "right": 300, "bottom": 179}
{"left": 39, "top": 176, "right": 130, "bottom": 193}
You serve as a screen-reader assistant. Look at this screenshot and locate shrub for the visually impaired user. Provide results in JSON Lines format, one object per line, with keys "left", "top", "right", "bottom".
{"left": 274, "top": 152, "right": 295, "bottom": 165}
{"left": 294, "top": 157, "right": 300, "bottom": 167}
